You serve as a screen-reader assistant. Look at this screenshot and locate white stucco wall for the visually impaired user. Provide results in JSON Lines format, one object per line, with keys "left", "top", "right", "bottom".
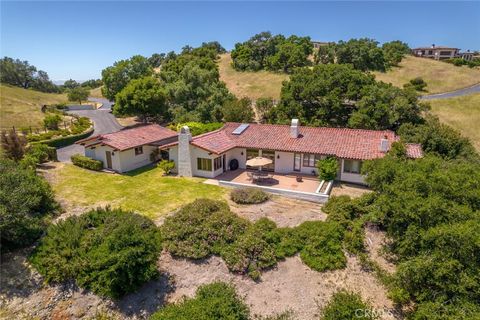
{"left": 117, "top": 145, "right": 157, "bottom": 172}
{"left": 168, "top": 146, "right": 179, "bottom": 173}
{"left": 225, "top": 148, "right": 246, "bottom": 170}
{"left": 84, "top": 144, "right": 156, "bottom": 173}
{"left": 340, "top": 159, "right": 365, "bottom": 184}
{"left": 191, "top": 146, "right": 217, "bottom": 178}
{"left": 274, "top": 151, "right": 294, "bottom": 174}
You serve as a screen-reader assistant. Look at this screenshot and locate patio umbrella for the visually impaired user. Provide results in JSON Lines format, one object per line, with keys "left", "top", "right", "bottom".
{"left": 246, "top": 157, "right": 273, "bottom": 171}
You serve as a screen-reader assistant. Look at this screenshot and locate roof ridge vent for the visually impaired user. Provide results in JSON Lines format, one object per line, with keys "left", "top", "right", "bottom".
{"left": 232, "top": 123, "right": 250, "bottom": 135}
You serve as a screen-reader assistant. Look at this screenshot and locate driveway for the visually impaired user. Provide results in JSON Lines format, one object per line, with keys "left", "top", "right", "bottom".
{"left": 420, "top": 83, "right": 480, "bottom": 100}
{"left": 57, "top": 98, "right": 122, "bottom": 162}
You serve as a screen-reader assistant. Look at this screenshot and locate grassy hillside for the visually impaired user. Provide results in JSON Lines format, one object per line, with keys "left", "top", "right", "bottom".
{"left": 428, "top": 93, "right": 480, "bottom": 151}
{"left": 218, "top": 53, "right": 288, "bottom": 100}
{"left": 0, "top": 84, "right": 68, "bottom": 129}
{"left": 374, "top": 55, "right": 480, "bottom": 94}
{"left": 89, "top": 86, "right": 104, "bottom": 98}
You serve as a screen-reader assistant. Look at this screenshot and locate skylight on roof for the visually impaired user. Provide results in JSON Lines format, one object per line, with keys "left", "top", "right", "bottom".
{"left": 232, "top": 123, "right": 250, "bottom": 135}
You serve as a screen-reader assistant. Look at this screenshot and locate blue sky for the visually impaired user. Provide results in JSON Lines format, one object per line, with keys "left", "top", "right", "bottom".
{"left": 1, "top": 1, "right": 479, "bottom": 81}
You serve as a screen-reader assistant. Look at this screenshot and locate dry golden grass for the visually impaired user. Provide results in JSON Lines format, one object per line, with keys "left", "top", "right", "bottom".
{"left": 374, "top": 55, "right": 480, "bottom": 94}
{"left": 0, "top": 84, "right": 68, "bottom": 129}
{"left": 428, "top": 93, "right": 480, "bottom": 151}
{"left": 89, "top": 86, "right": 104, "bottom": 98}
{"left": 218, "top": 53, "right": 288, "bottom": 100}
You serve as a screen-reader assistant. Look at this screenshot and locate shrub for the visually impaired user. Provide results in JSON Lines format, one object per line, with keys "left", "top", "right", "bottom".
{"left": 321, "top": 290, "right": 378, "bottom": 320}
{"left": 0, "top": 159, "right": 58, "bottom": 250}
{"left": 71, "top": 154, "right": 103, "bottom": 171}
{"left": 230, "top": 187, "right": 270, "bottom": 204}
{"left": 221, "top": 218, "right": 278, "bottom": 280}
{"left": 43, "top": 113, "right": 62, "bottom": 130}
{"left": 25, "top": 143, "right": 57, "bottom": 163}
{"left": 1, "top": 129, "right": 26, "bottom": 161}
{"left": 161, "top": 199, "right": 249, "bottom": 259}
{"left": 298, "top": 221, "right": 347, "bottom": 272}
{"left": 404, "top": 77, "right": 427, "bottom": 91}
{"left": 30, "top": 207, "right": 162, "bottom": 298}
{"left": 150, "top": 282, "right": 250, "bottom": 320}
{"left": 158, "top": 160, "right": 175, "bottom": 175}
{"left": 317, "top": 157, "right": 338, "bottom": 181}
{"left": 172, "top": 122, "right": 224, "bottom": 137}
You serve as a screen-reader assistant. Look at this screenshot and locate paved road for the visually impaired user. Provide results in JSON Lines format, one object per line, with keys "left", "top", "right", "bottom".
{"left": 57, "top": 99, "right": 122, "bottom": 162}
{"left": 88, "top": 97, "right": 114, "bottom": 110}
{"left": 420, "top": 83, "right": 480, "bottom": 100}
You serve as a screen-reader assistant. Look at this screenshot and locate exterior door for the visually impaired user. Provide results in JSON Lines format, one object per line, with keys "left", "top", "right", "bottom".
{"left": 294, "top": 153, "right": 301, "bottom": 171}
{"left": 105, "top": 151, "right": 112, "bottom": 169}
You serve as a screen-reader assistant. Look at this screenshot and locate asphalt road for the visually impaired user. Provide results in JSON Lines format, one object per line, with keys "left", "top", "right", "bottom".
{"left": 420, "top": 83, "right": 480, "bottom": 100}
{"left": 57, "top": 99, "right": 122, "bottom": 162}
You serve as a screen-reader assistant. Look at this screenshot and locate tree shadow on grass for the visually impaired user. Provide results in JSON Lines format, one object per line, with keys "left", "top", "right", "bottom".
{"left": 114, "top": 273, "right": 174, "bottom": 318}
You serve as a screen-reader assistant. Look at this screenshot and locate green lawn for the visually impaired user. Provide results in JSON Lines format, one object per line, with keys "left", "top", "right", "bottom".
{"left": 374, "top": 55, "right": 480, "bottom": 94}
{"left": 51, "top": 164, "right": 227, "bottom": 219}
{"left": 0, "top": 84, "right": 68, "bottom": 130}
{"left": 428, "top": 93, "right": 480, "bottom": 151}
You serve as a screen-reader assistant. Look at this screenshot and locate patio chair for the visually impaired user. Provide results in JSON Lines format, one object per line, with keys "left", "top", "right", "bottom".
{"left": 246, "top": 171, "right": 254, "bottom": 181}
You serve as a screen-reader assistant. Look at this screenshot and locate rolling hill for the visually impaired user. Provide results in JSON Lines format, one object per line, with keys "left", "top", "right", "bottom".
{"left": 374, "top": 55, "right": 480, "bottom": 94}
{"left": 0, "top": 84, "right": 68, "bottom": 130}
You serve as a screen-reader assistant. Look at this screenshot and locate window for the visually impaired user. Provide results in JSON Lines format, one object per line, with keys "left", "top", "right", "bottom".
{"left": 197, "top": 158, "right": 212, "bottom": 171}
{"left": 302, "top": 154, "right": 323, "bottom": 167}
{"left": 214, "top": 157, "right": 222, "bottom": 171}
{"left": 134, "top": 146, "right": 143, "bottom": 156}
{"left": 343, "top": 159, "right": 362, "bottom": 174}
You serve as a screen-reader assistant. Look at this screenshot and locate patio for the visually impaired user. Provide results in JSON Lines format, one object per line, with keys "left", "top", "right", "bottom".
{"left": 211, "top": 169, "right": 329, "bottom": 203}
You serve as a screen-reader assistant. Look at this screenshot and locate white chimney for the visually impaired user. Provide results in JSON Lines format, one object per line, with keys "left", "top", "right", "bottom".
{"left": 379, "top": 135, "right": 389, "bottom": 153}
{"left": 178, "top": 126, "right": 193, "bottom": 177}
{"left": 290, "top": 119, "right": 300, "bottom": 138}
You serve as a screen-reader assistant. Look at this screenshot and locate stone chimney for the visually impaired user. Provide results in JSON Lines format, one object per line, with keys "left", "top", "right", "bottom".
{"left": 379, "top": 135, "right": 389, "bottom": 153}
{"left": 290, "top": 119, "right": 300, "bottom": 138}
{"left": 431, "top": 43, "right": 436, "bottom": 49}
{"left": 178, "top": 126, "right": 193, "bottom": 177}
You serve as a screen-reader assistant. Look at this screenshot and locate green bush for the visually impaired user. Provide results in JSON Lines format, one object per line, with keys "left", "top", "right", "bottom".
{"left": 321, "top": 290, "right": 378, "bottom": 320}
{"left": 0, "top": 159, "right": 58, "bottom": 250}
{"left": 317, "top": 157, "right": 338, "bottom": 181}
{"left": 230, "top": 187, "right": 270, "bottom": 204}
{"left": 43, "top": 113, "right": 62, "bottom": 130}
{"left": 298, "top": 221, "right": 347, "bottom": 272}
{"left": 161, "top": 199, "right": 249, "bottom": 259}
{"left": 172, "top": 122, "right": 224, "bottom": 136}
{"left": 71, "top": 154, "right": 103, "bottom": 171}
{"left": 221, "top": 218, "right": 278, "bottom": 280}
{"left": 24, "top": 143, "right": 57, "bottom": 164}
{"left": 404, "top": 77, "right": 427, "bottom": 91}
{"left": 30, "top": 207, "right": 162, "bottom": 298}
{"left": 157, "top": 159, "right": 175, "bottom": 175}
{"left": 150, "top": 282, "right": 250, "bottom": 320}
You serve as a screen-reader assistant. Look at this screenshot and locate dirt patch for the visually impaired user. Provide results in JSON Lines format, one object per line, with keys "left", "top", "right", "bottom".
{"left": 365, "top": 226, "right": 397, "bottom": 274}
{"left": 229, "top": 196, "right": 326, "bottom": 227}
{"left": 160, "top": 252, "right": 400, "bottom": 320}
{"left": 330, "top": 182, "right": 371, "bottom": 198}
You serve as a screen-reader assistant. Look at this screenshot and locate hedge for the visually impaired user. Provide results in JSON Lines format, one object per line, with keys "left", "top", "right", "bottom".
{"left": 71, "top": 154, "right": 103, "bottom": 171}
{"left": 30, "top": 127, "right": 94, "bottom": 148}
{"left": 230, "top": 188, "right": 270, "bottom": 204}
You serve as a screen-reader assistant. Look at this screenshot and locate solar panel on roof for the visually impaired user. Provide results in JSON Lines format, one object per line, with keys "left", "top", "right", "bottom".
{"left": 232, "top": 123, "right": 250, "bottom": 135}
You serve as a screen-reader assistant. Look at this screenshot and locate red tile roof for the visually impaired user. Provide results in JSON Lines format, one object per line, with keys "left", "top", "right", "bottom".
{"left": 163, "top": 122, "right": 423, "bottom": 160}
{"left": 405, "top": 143, "right": 423, "bottom": 158}
{"left": 77, "top": 124, "right": 177, "bottom": 151}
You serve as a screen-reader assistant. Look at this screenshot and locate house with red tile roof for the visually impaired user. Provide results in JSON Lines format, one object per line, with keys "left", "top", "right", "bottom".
{"left": 76, "top": 120, "right": 422, "bottom": 183}
{"left": 161, "top": 119, "right": 422, "bottom": 184}
{"left": 77, "top": 124, "right": 177, "bottom": 172}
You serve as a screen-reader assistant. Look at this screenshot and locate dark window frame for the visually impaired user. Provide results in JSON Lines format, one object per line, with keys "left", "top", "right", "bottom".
{"left": 134, "top": 146, "right": 144, "bottom": 156}
{"left": 302, "top": 153, "right": 323, "bottom": 167}
{"left": 343, "top": 159, "right": 362, "bottom": 174}
{"left": 197, "top": 158, "right": 212, "bottom": 171}
{"left": 213, "top": 157, "right": 222, "bottom": 171}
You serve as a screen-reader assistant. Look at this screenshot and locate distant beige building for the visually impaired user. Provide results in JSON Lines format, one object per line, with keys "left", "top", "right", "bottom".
{"left": 311, "top": 41, "right": 329, "bottom": 49}
{"left": 412, "top": 44, "right": 473, "bottom": 61}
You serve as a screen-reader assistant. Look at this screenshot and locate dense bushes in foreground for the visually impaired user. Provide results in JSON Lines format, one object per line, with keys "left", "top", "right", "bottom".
{"left": 161, "top": 199, "right": 349, "bottom": 279}
{"left": 0, "top": 159, "right": 58, "bottom": 250}
{"left": 150, "top": 282, "right": 250, "bottom": 320}
{"left": 30, "top": 207, "right": 162, "bottom": 298}
{"left": 321, "top": 290, "right": 378, "bottom": 320}
{"left": 230, "top": 187, "right": 270, "bottom": 204}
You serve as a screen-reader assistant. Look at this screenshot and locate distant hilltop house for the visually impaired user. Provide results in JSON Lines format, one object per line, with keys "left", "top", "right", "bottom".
{"left": 412, "top": 44, "right": 474, "bottom": 61}
{"left": 311, "top": 41, "right": 330, "bottom": 49}
{"left": 77, "top": 120, "right": 422, "bottom": 185}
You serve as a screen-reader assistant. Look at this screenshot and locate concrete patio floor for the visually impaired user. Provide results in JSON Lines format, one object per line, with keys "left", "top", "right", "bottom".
{"left": 212, "top": 169, "right": 321, "bottom": 193}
